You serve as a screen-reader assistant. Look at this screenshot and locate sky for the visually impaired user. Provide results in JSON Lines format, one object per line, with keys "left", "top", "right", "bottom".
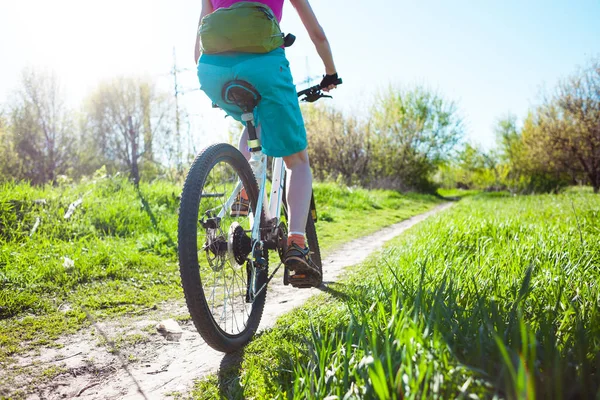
{"left": 0, "top": 0, "right": 599, "bottom": 152}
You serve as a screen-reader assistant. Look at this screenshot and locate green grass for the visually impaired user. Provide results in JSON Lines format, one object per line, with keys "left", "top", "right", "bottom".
{"left": 314, "top": 184, "right": 440, "bottom": 254}
{"left": 192, "top": 190, "right": 600, "bottom": 399}
{"left": 0, "top": 177, "right": 440, "bottom": 363}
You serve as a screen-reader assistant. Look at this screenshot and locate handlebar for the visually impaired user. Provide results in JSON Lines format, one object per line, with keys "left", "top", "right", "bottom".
{"left": 297, "top": 78, "right": 343, "bottom": 103}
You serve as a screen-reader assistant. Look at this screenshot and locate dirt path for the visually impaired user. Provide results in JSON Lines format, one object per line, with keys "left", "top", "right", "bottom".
{"left": 8, "top": 203, "right": 452, "bottom": 400}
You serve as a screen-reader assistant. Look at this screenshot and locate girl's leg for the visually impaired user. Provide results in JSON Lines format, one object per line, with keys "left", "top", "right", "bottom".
{"left": 283, "top": 149, "right": 313, "bottom": 249}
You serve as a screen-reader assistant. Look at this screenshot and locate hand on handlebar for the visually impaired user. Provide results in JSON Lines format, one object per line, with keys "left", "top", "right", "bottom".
{"left": 320, "top": 73, "right": 339, "bottom": 92}
{"left": 297, "top": 76, "right": 343, "bottom": 103}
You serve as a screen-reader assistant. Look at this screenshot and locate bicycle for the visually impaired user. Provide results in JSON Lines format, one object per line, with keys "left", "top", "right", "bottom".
{"left": 177, "top": 78, "right": 342, "bottom": 353}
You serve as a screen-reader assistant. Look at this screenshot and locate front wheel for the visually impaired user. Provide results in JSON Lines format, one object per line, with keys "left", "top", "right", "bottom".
{"left": 178, "top": 143, "right": 267, "bottom": 353}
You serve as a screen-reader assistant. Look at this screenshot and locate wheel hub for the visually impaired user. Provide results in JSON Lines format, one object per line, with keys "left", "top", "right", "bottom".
{"left": 228, "top": 222, "right": 252, "bottom": 266}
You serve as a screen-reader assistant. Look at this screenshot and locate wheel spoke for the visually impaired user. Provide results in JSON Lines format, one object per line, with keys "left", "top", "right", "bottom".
{"left": 179, "top": 144, "right": 268, "bottom": 350}
{"left": 198, "top": 160, "right": 255, "bottom": 335}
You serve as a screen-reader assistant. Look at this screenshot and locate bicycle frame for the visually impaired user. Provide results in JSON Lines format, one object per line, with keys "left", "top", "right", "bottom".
{"left": 249, "top": 151, "right": 285, "bottom": 242}
{"left": 216, "top": 135, "right": 285, "bottom": 246}
{"left": 216, "top": 78, "right": 343, "bottom": 242}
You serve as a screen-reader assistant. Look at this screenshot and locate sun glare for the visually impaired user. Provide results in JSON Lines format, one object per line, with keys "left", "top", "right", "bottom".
{"left": 2, "top": 0, "right": 169, "bottom": 98}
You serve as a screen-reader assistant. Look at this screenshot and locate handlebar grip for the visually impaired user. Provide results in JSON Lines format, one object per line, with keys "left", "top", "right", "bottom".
{"left": 296, "top": 78, "right": 343, "bottom": 97}
{"left": 319, "top": 77, "right": 343, "bottom": 89}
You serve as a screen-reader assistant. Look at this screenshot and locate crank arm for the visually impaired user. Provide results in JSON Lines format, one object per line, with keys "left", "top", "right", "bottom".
{"left": 248, "top": 262, "right": 283, "bottom": 302}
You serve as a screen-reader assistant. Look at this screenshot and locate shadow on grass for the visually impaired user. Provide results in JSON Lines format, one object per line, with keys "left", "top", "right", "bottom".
{"left": 215, "top": 349, "right": 246, "bottom": 399}
{"left": 135, "top": 185, "right": 177, "bottom": 254}
{"left": 435, "top": 194, "right": 461, "bottom": 201}
{"left": 318, "top": 281, "right": 353, "bottom": 303}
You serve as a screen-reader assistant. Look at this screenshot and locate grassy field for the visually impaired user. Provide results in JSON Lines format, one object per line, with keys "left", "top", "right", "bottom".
{"left": 192, "top": 189, "right": 600, "bottom": 399}
{"left": 0, "top": 176, "right": 440, "bottom": 363}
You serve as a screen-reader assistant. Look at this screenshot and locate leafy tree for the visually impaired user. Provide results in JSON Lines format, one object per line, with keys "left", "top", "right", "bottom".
{"left": 437, "top": 113, "right": 568, "bottom": 194}
{"left": 493, "top": 114, "right": 528, "bottom": 191}
{"left": 370, "top": 86, "right": 463, "bottom": 191}
{"left": 8, "top": 69, "right": 77, "bottom": 184}
{"left": 0, "top": 111, "right": 22, "bottom": 180}
{"left": 515, "top": 112, "right": 569, "bottom": 193}
{"left": 85, "top": 77, "right": 173, "bottom": 184}
{"left": 526, "top": 58, "right": 600, "bottom": 192}
{"left": 436, "top": 142, "right": 503, "bottom": 190}
{"left": 458, "top": 143, "right": 494, "bottom": 187}
{"left": 495, "top": 114, "right": 520, "bottom": 164}
{"left": 304, "top": 105, "right": 372, "bottom": 185}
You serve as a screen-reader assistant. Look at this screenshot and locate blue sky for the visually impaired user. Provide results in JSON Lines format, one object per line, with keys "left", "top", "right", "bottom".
{"left": 0, "top": 0, "right": 599, "bottom": 151}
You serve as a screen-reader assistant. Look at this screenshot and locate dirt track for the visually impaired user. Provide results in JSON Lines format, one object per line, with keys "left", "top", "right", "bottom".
{"left": 6, "top": 203, "right": 451, "bottom": 399}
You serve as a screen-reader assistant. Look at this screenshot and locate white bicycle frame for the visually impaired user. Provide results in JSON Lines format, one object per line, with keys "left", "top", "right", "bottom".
{"left": 213, "top": 145, "right": 282, "bottom": 301}
{"left": 249, "top": 151, "right": 285, "bottom": 242}
{"left": 216, "top": 123, "right": 286, "bottom": 247}
{"left": 215, "top": 78, "right": 336, "bottom": 247}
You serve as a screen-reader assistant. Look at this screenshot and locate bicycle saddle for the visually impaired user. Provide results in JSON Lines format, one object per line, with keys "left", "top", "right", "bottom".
{"left": 222, "top": 80, "right": 261, "bottom": 112}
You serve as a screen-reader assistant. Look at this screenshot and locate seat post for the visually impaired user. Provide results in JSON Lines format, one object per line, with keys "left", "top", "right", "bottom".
{"left": 222, "top": 80, "right": 262, "bottom": 153}
{"left": 242, "top": 111, "right": 262, "bottom": 152}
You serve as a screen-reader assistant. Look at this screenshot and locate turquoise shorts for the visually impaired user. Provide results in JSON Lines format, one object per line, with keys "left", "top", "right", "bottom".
{"left": 198, "top": 48, "right": 307, "bottom": 157}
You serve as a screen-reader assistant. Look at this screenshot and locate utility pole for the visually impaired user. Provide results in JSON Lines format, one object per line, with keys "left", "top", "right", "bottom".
{"left": 172, "top": 47, "right": 182, "bottom": 172}
{"left": 299, "top": 56, "right": 320, "bottom": 88}
{"left": 170, "top": 47, "right": 202, "bottom": 168}
{"left": 128, "top": 116, "right": 140, "bottom": 185}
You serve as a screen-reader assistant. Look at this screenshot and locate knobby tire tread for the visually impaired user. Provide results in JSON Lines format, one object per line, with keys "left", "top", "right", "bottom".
{"left": 178, "top": 143, "right": 266, "bottom": 353}
{"left": 305, "top": 211, "right": 323, "bottom": 286}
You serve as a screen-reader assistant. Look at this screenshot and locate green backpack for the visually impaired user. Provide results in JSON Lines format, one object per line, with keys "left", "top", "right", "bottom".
{"left": 198, "top": 2, "right": 284, "bottom": 54}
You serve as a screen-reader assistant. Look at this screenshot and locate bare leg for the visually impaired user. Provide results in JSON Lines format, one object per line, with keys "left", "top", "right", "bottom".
{"left": 283, "top": 149, "right": 312, "bottom": 245}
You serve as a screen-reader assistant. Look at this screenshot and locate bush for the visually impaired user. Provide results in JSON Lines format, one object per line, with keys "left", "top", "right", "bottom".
{"left": 304, "top": 86, "right": 464, "bottom": 193}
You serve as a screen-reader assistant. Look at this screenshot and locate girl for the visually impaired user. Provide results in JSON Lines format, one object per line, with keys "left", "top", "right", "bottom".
{"left": 195, "top": 0, "right": 339, "bottom": 286}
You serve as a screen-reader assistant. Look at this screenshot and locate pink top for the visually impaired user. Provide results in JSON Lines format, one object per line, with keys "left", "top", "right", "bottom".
{"left": 211, "top": 0, "right": 284, "bottom": 22}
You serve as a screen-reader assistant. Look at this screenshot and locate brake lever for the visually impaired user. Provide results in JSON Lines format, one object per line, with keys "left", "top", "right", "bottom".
{"left": 300, "top": 90, "right": 332, "bottom": 103}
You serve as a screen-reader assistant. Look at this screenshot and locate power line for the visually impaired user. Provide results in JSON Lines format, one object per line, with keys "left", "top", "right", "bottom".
{"left": 172, "top": 47, "right": 182, "bottom": 172}
{"left": 296, "top": 56, "right": 320, "bottom": 88}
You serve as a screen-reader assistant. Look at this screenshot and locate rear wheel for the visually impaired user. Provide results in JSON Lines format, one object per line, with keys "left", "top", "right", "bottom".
{"left": 178, "top": 143, "right": 267, "bottom": 353}
{"left": 305, "top": 212, "right": 322, "bottom": 284}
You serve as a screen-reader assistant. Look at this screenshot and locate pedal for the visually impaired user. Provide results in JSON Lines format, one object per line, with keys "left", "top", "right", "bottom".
{"left": 288, "top": 271, "right": 321, "bottom": 289}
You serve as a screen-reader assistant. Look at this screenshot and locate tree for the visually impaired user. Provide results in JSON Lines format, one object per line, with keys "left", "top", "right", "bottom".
{"left": 8, "top": 69, "right": 76, "bottom": 184}
{"left": 435, "top": 142, "right": 504, "bottom": 191}
{"left": 303, "top": 105, "right": 372, "bottom": 185}
{"left": 371, "top": 86, "right": 463, "bottom": 191}
{"left": 85, "top": 77, "right": 173, "bottom": 184}
{"left": 527, "top": 58, "right": 600, "bottom": 192}
{"left": 458, "top": 143, "right": 491, "bottom": 187}
{"left": 495, "top": 114, "right": 520, "bottom": 164}
{"left": 0, "top": 111, "right": 22, "bottom": 180}
{"left": 493, "top": 114, "right": 527, "bottom": 190}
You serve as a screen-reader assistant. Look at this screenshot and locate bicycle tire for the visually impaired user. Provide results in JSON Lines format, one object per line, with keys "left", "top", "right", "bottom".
{"left": 178, "top": 143, "right": 267, "bottom": 353}
{"left": 305, "top": 210, "right": 323, "bottom": 286}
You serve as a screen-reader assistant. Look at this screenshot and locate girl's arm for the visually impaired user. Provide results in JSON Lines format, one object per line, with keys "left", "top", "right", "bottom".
{"left": 195, "top": 0, "right": 214, "bottom": 64}
{"left": 289, "top": 0, "right": 337, "bottom": 77}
